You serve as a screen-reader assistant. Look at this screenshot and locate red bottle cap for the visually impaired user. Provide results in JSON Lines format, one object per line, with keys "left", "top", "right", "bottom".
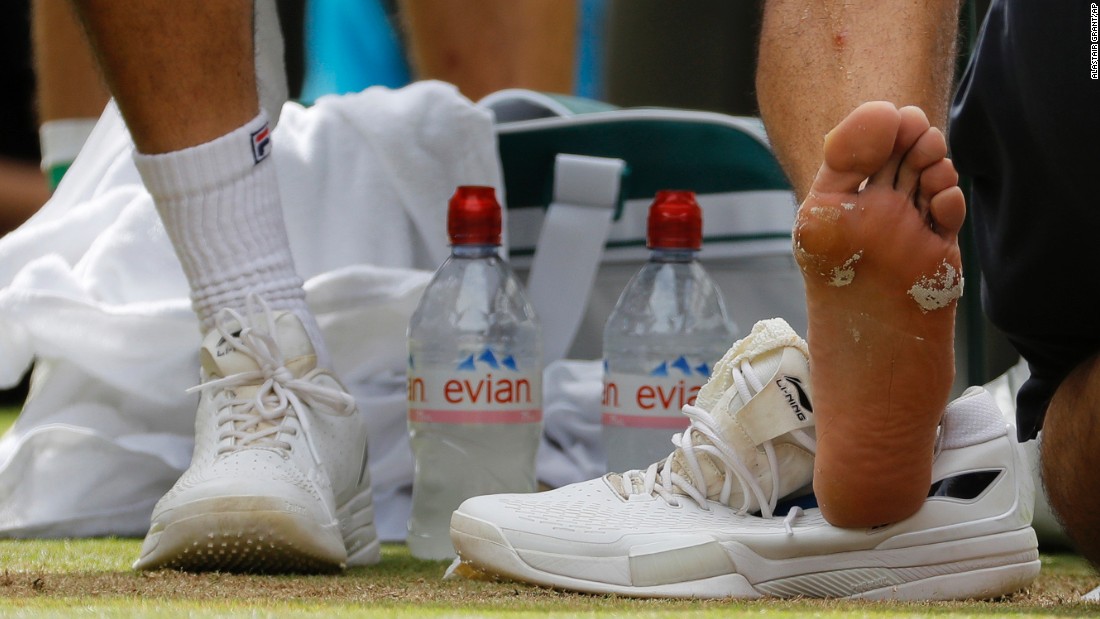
{"left": 447, "top": 186, "right": 501, "bottom": 246}
{"left": 647, "top": 190, "right": 702, "bottom": 250}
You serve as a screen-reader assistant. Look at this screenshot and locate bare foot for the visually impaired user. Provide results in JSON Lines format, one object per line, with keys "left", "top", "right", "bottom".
{"left": 794, "top": 101, "right": 966, "bottom": 527}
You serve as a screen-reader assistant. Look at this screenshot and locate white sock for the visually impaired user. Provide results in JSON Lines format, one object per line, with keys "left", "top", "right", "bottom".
{"left": 133, "top": 111, "right": 330, "bottom": 366}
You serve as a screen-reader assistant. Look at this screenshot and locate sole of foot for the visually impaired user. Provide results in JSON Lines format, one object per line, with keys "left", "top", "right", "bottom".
{"left": 794, "top": 101, "right": 966, "bottom": 527}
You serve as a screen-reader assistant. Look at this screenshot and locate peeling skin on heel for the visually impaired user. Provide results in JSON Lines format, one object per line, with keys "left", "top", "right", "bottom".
{"left": 792, "top": 241, "right": 822, "bottom": 276}
{"left": 908, "top": 261, "right": 963, "bottom": 312}
{"left": 829, "top": 252, "right": 862, "bottom": 287}
{"left": 808, "top": 205, "right": 843, "bottom": 223}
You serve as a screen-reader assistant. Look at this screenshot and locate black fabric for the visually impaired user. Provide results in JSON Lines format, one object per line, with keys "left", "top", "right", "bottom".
{"left": 950, "top": 0, "right": 1100, "bottom": 440}
{"left": 1, "top": 0, "right": 40, "bottom": 161}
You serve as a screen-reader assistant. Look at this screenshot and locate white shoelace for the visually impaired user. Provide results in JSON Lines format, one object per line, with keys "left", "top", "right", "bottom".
{"left": 619, "top": 358, "right": 816, "bottom": 520}
{"left": 782, "top": 506, "right": 804, "bottom": 535}
{"left": 188, "top": 300, "right": 355, "bottom": 461}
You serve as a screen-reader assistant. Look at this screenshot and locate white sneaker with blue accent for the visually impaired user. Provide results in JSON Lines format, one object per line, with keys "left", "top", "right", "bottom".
{"left": 450, "top": 320, "right": 1039, "bottom": 599}
{"left": 134, "top": 300, "right": 379, "bottom": 572}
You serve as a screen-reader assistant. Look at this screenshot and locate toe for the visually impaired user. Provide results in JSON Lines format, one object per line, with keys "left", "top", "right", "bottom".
{"left": 916, "top": 158, "right": 959, "bottom": 218}
{"left": 919, "top": 158, "right": 960, "bottom": 198}
{"left": 929, "top": 185, "right": 966, "bottom": 238}
{"left": 896, "top": 127, "right": 949, "bottom": 198}
{"left": 867, "top": 106, "right": 930, "bottom": 189}
{"left": 813, "top": 101, "right": 901, "bottom": 195}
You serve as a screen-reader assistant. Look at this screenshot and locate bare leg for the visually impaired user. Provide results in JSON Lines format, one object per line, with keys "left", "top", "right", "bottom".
{"left": 70, "top": 1, "right": 256, "bottom": 154}
{"left": 33, "top": 0, "right": 110, "bottom": 126}
{"left": 757, "top": 0, "right": 961, "bottom": 202}
{"left": 32, "top": 0, "right": 111, "bottom": 198}
{"left": 69, "top": 0, "right": 321, "bottom": 346}
{"left": 400, "top": 0, "right": 576, "bottom": 101}
{"left": 1040, "top": 353, "right": 1100, "bottom": 567}
{"left": 795, "top": 101, "right": 966, "bottom": 527}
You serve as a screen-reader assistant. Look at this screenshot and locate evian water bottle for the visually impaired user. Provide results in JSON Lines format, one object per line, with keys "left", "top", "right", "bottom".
{"left": 406, "top": 186, "right": 542, "bottom": 560}
{"left": 602, "top": 190, "right": 738, "bottom": 472}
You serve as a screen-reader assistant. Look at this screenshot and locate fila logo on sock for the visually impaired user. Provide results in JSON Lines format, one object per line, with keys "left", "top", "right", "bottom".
{"left": 251, "top": 123, "right": 272, "bottom": 163}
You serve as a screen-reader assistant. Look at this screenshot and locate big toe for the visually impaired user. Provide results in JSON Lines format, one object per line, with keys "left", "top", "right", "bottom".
{"left": 813, "top": 101, "right": 901, "bottom": 195}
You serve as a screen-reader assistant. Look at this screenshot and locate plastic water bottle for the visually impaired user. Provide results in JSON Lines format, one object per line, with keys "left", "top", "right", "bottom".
{"left": 406, "top": 186, "right": 542, "bottom": 560}
{"left": 602, "top": 190, "right": 738, "bottom": 472}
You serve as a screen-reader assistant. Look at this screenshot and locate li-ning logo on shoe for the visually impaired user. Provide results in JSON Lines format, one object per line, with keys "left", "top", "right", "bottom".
{"left": 775, "top": 375, "right": 813, "bottom": 421}
{"left": 251, "top": 122, "right": 272, "bottom": 163}
{"left": 649, "top": 356, "right": 710, "bottom": 377}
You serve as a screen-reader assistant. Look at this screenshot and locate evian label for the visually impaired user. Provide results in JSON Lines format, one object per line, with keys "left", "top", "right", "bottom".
{"left": 602, "top": 356, "right": 711, "bottom": 429}
{"left": 408, "top": 348, "right": 541, "bottom": 424}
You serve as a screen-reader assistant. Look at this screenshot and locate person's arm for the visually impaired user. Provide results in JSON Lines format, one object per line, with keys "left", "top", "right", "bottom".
{"left": 399, "top": 0, "right": 576, "bottom": 101}
{"left": 756, "top": 0, "right": 962, "bottom": 201}
{"left": 0, "top": 158, "right": 50, "bottom": 233}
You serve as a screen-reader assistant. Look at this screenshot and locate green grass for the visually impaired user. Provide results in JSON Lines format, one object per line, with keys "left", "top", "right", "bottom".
{"left": 0, "top": 542, "right": 1096, "bottom": 617}
{"left": 2, "top": 407, "right": 17, "bottom": 429}
{"left": 1, "top": 408, "right": 1098, "bottom": 617}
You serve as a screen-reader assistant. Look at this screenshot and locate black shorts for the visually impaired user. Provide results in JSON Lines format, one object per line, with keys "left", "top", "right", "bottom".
{"left": 950, "top": 0, "right": 1100, "bottom": 439}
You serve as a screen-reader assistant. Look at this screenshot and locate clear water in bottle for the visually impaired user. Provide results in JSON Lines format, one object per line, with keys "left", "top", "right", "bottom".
{"left": 406, "top": 186, "right": 542, "bottom": 560}
{"left": 602, "top": 190, "right": 737, "bottom": 473}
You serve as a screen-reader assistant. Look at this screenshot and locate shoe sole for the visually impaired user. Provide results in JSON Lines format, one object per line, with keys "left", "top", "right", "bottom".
{"left": 135, "top": 482, "right": 381, "bottom": 573}
{"left": 338, "top": 484, "right": 382, "bottom": 567}
{"left": 450, "top": 511, "right": 1040, "bottom": 600}
{"left": 134, "top": 496, "right": 348, "bottom": 573}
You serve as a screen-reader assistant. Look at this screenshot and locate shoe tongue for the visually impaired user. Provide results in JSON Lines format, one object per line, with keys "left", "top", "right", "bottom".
{"left": 660, "top": 319, "right": 815, "bottom": 506}
{"left": 664, "top": 348, "right": 785, "bottom": 497}
{"left": 199, "top": 310, "right": 317, "bottom": 379}
{"left": 694, "top": 318, "right": 807, "bottom": 411}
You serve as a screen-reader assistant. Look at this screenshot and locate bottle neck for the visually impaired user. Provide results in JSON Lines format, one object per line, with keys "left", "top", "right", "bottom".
{"left": 451, "top": 244, "right": 500, "bottom": 259}
{"left": 648, "top": 247, "right": 698, "bottom": 263}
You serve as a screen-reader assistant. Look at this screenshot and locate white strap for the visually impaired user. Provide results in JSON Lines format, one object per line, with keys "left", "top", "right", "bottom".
{"left": 526, "top": 154, "right": 624, "bottom": 363}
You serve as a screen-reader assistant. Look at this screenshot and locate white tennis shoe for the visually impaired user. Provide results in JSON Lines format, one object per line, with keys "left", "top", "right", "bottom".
{"left": 451, "top": 320, "right": 1039, "bottom": 599}
{"left": 134, "top": 299, "right": 379, "bottom": 572}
